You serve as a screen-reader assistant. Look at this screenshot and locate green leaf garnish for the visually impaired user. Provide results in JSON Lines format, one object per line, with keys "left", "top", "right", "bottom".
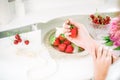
{"left": 103, "top": 36, "right": 110, "bottom": 41}
{"left": 114, "top": 46, "right": 120, "bottom": 50}
{"left": 105, "top": 41, "right": 113, "bottom": 46}
{"left": 61, "top": 34, "right": 65, "bottom": 38}
{"left": 50, "top": 35, "right": 56, "bottom": 44}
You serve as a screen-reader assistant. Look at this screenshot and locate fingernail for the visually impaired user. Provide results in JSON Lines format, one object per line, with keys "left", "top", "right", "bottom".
{"left": 66, "top": 19, "right": 70, "bottom": 24}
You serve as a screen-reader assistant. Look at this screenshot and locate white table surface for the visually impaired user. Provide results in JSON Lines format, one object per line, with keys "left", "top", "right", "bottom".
{"left": 0, "top": 30, "right": 94, "bottom": 80}
{"left": 0, "top": 1, "right": 119, "bottom": 79}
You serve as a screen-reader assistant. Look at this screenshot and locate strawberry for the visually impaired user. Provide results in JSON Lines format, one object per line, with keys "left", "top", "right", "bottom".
{"left": 65, "top": 45, "right": 74, "bottom": 53}
{"left": 53, "top": 38, "right": 60, "bottom": 46}
{"left": 58, "top": 34, "right": 66, "bottom": 41}
{"left": 24, "top": 40, "right": 29, "bottom": 45}
{"left": 63, "top": 39, "right": 71, "bottom": 45}
{"left": 58, "top": 43, "right": 67, "bottom": 52}
{"left": 70, "top": 26, "right": 78, "bottom": 38}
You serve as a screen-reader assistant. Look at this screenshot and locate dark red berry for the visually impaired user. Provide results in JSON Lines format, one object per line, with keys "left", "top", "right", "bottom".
{"left": 15, "top": 34, "right": 20, "bottom": 40}
{"left": 93, "top": 18, "right": 98, "bottom": 24}
{"left": 14, "top": 40, "right": 19, "bottom": 45}
{"left": 90, "top": 14, "right": 95, "bottom": 19}
{"left": 106, "top": 16, "right": 110, "bottom": 21}
{"left": 18, "top": 38, "right": 22, "bottom": 43}
{"left": 24, "top": 40, "right": 29, "bottom": 45}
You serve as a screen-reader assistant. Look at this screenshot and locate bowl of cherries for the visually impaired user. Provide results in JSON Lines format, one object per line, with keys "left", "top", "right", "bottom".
{"left": 89, "top": 14, "right": 111, "bottom": 29}
{"left": 89, "top": 14, "right": 111, "bottom": 39}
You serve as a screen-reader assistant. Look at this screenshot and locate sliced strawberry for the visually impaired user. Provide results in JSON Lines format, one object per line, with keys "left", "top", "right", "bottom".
{"left": 65, "top": 45, "right": 74, "bottom": 53}
{"left": 58, "top": 43, "right": 67, "bottom": 52}
{"left": 53, "top": 38, "right": 60, "bottom": 46}
{"left": 58, "top": 34, "right": 66, "bottom": 41}
{"left": 70, "top": 27, "right": 78, "bottom": 38}
{"left": 63, "top": 39, "right": 71, "bottom": 45}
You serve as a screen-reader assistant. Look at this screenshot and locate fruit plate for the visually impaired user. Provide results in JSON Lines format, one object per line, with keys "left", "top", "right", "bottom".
{"left": 43, "top": 28, "right": 89, "bottom": 58}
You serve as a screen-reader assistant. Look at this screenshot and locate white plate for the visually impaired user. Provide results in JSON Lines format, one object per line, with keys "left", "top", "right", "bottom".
{"left": 43, "top": 28, "right": 88, "bottom": 58}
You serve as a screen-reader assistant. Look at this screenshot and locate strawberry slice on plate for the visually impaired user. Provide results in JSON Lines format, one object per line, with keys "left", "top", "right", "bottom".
{"left": 63, "top": 39, "right": 71, "bottom": 45}
{"left": 53, "top": 38, "right": 60, "bottom": 46}
{"left": 58, "top": 34, "right": 66, "bottom": 41}
{"left": 58, "top": 43, "right": 67, "bottom": 52}
{"left": 65, "top": 44, "right": 74, "bottom": 53}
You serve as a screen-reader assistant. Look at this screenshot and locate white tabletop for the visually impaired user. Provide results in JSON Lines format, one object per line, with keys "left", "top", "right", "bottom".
{"left": 0, "top": 30, "right": 94, "bottom": 80}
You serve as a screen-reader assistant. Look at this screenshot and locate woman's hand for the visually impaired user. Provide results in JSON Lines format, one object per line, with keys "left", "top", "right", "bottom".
{"left": 63, "top": 19, "right": 97, "bottom": 55}
{"left": 94, "top": 46, "right": 112, "bottom": 80}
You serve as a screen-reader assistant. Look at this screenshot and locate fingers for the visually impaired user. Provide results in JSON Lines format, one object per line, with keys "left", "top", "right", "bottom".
{"left": 63, "top": 19, "right": 81, "bottom": 29}
{"left": 97, "top": 46, "right": 103, "bottom": 59}
{"left": 92, "top": 47, "right": 97, "bottom": 61}
{"left": 111, "top": 52, "right": 119, "bottom": 63}
{"left": 96, "top": 46, "right": 112, "bottom": 59}
{"left": 112, "top": 55, "right": 119, "bottom": 63}
{"left": 67, "top": 19, "right": 80, "bottom": 28}
{"left": 63, "top": 23, "right": 71, "bottom": 29}
{"left": 102, "top": 47, "right": 108, "bottom": 58}
{"left": 63, "top": 28, "right": 70, "bottom": 33}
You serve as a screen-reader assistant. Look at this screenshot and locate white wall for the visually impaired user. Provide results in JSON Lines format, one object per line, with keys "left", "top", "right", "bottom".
{"left": 0, "top": 0, "right": 120, "bottom": 25}
{"left": 24, "top": 0, "right": 120, "bottom": 14}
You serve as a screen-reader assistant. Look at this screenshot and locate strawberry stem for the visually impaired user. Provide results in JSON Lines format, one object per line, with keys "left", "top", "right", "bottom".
{"left": 70, "top": 25, "right": 74, "bottom": 29}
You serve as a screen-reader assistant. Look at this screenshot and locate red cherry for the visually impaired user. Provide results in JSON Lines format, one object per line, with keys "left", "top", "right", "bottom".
{"left": 106, "top": 16, "right": 110, "bottom": 21}
{"left": 24, "top": 40, "right": 29, "bottom": 45}
{"left": 18, "top": 38, "right": 22, "bottom": 43}
{"left": 93, "top": 18, "right": 98, "bottom": 24}
{"left": 102, "top": 18, "right": 106, "bottom": 25}
{"left": 15, "top": 34, "right": 20, "bottom": 40}
{"left": 90, "top": 14, "right": 95, "bottom": 19}
{"left": 14, "top": 40, "right": 19, "bottom": 45}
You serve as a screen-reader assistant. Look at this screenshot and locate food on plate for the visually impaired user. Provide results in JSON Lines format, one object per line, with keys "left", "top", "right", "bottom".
{"left": 65, "top": 44, "right": 74, "bottom": 53}
{"left": 58, "top": 43, "right": 67, "bottom": 52}
{"left": 50, "top": 33, "right": 84, "bottom": 54}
